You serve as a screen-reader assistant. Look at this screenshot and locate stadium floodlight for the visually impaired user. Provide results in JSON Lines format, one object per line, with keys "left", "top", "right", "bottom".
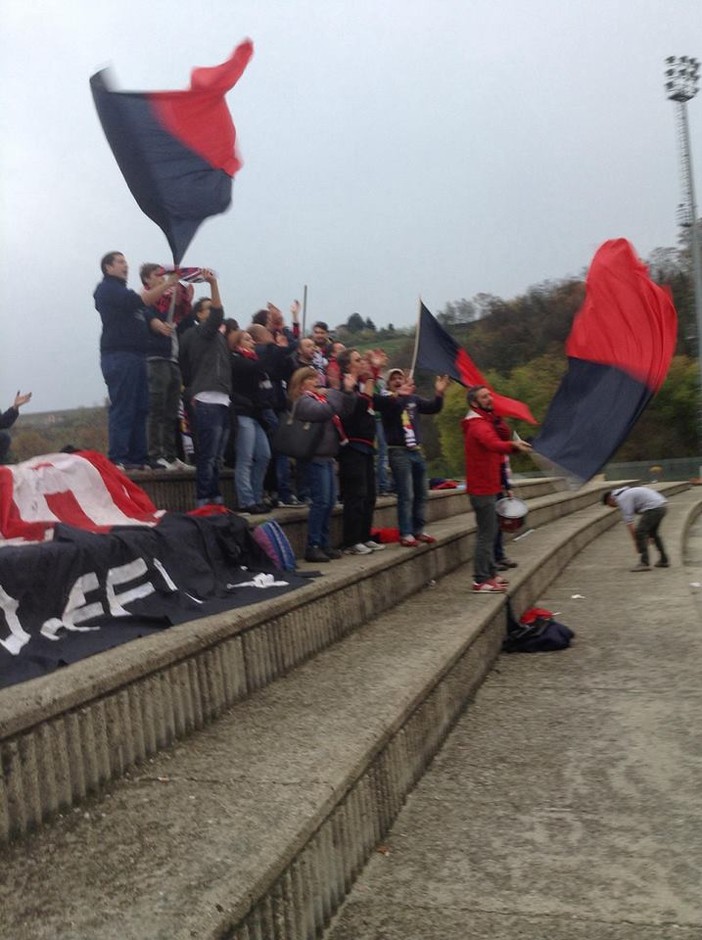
{"left": 664, "top": 56, "right": 702, "bottom": 454}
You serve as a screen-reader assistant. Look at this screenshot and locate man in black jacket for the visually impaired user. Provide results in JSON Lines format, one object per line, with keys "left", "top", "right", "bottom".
{"left": 178, "top": 271, "right": 231, "bottom": 507}
{"left": 0, "top": 391, "right": 32, "bottom": 464}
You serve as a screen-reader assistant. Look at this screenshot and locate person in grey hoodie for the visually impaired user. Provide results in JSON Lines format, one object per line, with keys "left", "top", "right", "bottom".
{"left": 288, "top": 367, "right": 355, "bottom": 562}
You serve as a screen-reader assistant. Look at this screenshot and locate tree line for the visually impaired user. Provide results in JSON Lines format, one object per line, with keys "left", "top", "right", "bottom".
{"left": 9, "top": 243, "right": 700, "bottom": 472}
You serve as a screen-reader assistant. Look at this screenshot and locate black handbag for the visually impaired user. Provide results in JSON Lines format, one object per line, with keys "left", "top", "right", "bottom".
{"left": 272, "top": 400, "right": 325, "bottom": 460}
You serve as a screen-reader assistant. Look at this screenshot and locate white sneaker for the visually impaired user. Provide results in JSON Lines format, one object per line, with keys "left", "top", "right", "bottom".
{"left": 364, "top": 541, "right": 386, "bottom": 551}
{"left": 154, "top": 457, "right": 178, "bottom": 471}
{"left": 345, "top": 542, "right": 373, "bottom": 555}
{"left": 171, "top": 457, "right": 196, "bottom": 472}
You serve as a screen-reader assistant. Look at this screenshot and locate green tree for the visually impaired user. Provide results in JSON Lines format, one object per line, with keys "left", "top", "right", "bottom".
{"left": 346, "top": 312, "right": 365, "bottom": 333}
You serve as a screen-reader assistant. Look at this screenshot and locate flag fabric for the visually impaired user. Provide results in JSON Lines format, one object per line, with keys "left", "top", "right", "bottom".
{"left": 90, "top": 40, "right": 253, "bottom": 264}
{"left": 0, "top": 451, "right": 164, "bottom": 543}
{"left": 532, "top": 239, "right": 678, "bottom": 483}
{"left": 0, "top": 512, "right": 302, "bottom": 691}
{"left": 0, "top": 451, "right": 304, "bottom": 689}
{"left": 160, "top": 266, "right": 215, "bottom": 283}
{"left": 414, "top": 302, "right": 537, "bottom": 424}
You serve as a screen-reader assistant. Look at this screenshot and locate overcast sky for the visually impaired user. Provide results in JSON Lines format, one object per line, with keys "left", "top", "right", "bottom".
{"left": 1, "top": 0, "right": 700, "bottom": 411}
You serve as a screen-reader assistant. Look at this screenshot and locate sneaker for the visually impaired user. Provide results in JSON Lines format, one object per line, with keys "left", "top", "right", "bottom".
{"left": 364, "top": 540, "right": 387, "bottom": 551}
{"left": 171, "top": 457, "right": 196, "bottom": 472}
{"left": 415, "top": 533, "right": 436, "bottom": 544}
{"left": 154, "top": 457, "right": 178, "bottom": 471}
{"left": 472, "top": 579, "right": 507, "bottom": 593}
{"left": 323, "top": 548, "right": 343, "bottom": 560}
{"left": 630, "top": 562, "right": 651, "bottom": 572}
{"left": 493, "top": 575, "right": 509, "bottom": 586}
{"left": 305, "top": 546, "right": 331, "bottom": 563}
{"left": 400, "top": 535, "right": 419, "bottom": 547}
{"left": 279, "top": 496, "right": 302, "bottom": 507}
{"left": 496, "top": 558, "right": 518, "bottom": 570}
{"left": 239, "top": 504, "right": 269, "bottom": 515}
{"left": 654, "top": 560, "right": 670, "bottom": 568}
{"left": 345, "top": 542, "right": 373, "bottom": 555}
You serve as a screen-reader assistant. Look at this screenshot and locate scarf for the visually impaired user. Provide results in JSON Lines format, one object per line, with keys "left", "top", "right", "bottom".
{"left": 305, "top": 389, "right": 348, "bottom": 445}
{"left": 472, "top": 404, "right": 510, "bottom": 441}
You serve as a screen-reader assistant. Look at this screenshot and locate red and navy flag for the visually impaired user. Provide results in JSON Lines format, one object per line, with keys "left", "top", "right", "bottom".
{"left": 532, "top": 239, "right": 677, "bottom": 483}
{"left": 90, "top": 40, "right": 253, "bottom": 264}
{"left": 414, "top": 302, "right": 537, "bottom": 424}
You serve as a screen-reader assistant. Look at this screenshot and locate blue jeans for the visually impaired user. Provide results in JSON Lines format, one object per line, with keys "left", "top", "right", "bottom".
{"left": 306, "top": 458, "right": 336, "bottom": 549}
{"left": 388, "top": 446, "right": 427, "bottom": 538}
{"left": 234, "top": 415, "right": 271, "bottom": 507}
{"left": 470, "top": 493, "right": 498, "bottom": 584}
{"left": 192, "top": 401, "right": 230, "bottom": 506}
{"left": 101, "top": 351, "right": 149, "bottom": 465}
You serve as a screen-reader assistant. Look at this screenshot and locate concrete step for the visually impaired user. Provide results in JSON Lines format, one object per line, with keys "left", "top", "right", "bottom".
{"left": 323, "top": 486, "right": 702, "bottom": 940}
{"left": 0, "top": 484, "right": 695, "bottom": 939}
{"left": 136, "top": 473, "right": 567, "bottom": 558}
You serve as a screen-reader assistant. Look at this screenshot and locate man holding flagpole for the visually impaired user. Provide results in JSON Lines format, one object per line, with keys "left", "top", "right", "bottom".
{"left": 463, "top": 385, "right": 533, "bottom": 593}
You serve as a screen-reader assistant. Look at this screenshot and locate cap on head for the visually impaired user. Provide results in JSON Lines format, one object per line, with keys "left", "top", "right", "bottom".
{"left": 387, "top": 368, "right": 405, "bottom": 381}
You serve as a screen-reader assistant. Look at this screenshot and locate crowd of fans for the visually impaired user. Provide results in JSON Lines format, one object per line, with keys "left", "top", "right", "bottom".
{"left": 93, "top": 253, "right": 449, "bottom": 561}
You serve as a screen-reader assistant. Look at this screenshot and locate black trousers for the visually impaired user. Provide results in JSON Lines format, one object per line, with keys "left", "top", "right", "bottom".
{"left": 636, "top": 507, "right": 667, "bottom": 564}
{"left": 338, "top": 448, "right": 376, "bottom": 547}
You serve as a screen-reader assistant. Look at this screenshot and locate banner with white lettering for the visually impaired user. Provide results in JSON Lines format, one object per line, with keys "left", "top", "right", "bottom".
{"left": 0, "top": 512, "right": 302, "bottom": 690}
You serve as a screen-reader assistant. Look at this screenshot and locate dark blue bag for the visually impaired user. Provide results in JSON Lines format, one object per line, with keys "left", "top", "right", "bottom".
{"left": 503, "top": 602, "right": 574, "bottom": 653}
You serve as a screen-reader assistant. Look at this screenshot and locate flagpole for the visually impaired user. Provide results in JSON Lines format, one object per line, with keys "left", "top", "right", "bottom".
{"left": 166, "top": 282, "right": 178, "bottom": 325}
{"left": 302, "top": 284, "right": 308, "bottom": 336}
{"left": 408, "top": 296, "right": 422, "bottom": 379}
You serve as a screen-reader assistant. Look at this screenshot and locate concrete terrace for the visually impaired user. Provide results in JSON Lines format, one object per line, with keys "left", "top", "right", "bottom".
{"left": 0, "top": 480, "right": 699, "bottom": 939}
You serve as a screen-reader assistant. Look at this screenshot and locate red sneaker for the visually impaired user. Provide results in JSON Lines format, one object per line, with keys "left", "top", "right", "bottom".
{"left": 400, "top": 535, "right": 419, "bottom": 547}
{"left": 415, "top": 532, "right": 436, "bottom": 544}
{"left": 472, "top": 580, "right": 507, "bottom": 593}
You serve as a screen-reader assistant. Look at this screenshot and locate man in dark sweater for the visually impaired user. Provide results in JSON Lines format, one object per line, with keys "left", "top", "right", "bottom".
{"left": 94, "top": 251, "right": 178, "bottom": 469}
{"left": 373, "top": 368, "right": 449, "bottom": 547}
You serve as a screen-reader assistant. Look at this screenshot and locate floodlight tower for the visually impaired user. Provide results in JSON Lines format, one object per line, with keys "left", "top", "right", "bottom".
{"left": 664, "top": 55, "right": 702, "bottom": 449}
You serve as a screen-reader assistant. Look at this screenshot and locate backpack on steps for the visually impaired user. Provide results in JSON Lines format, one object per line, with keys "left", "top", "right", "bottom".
{"left": 251, "top": 519, "right": 297, "bottom": 571}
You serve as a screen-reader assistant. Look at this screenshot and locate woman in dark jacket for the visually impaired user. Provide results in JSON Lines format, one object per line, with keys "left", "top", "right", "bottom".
{"left": 288, "top": 367, "right": 355, "bottom": 562}
{"left": 228, "top": 329, "right": 272, "bottom": 514}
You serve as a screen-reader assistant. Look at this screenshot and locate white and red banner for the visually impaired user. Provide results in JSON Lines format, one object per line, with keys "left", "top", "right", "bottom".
{"left": 0, "top": 451, "right": 163, "bottom": 543}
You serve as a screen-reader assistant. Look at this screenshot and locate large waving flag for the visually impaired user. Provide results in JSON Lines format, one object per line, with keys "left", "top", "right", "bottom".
{"left": 533, "top": 239, "right": 677, "bottom": 483}
{"left": 91, "top": 40, "right": 253, "bottom": 264}
{"left": 413, "top": 302, "right": 537, "bottom": 423}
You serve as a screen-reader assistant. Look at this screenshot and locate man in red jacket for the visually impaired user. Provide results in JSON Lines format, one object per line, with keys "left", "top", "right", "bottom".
{"left": 462, "top": 386, "right": 532, "bottom": 593}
